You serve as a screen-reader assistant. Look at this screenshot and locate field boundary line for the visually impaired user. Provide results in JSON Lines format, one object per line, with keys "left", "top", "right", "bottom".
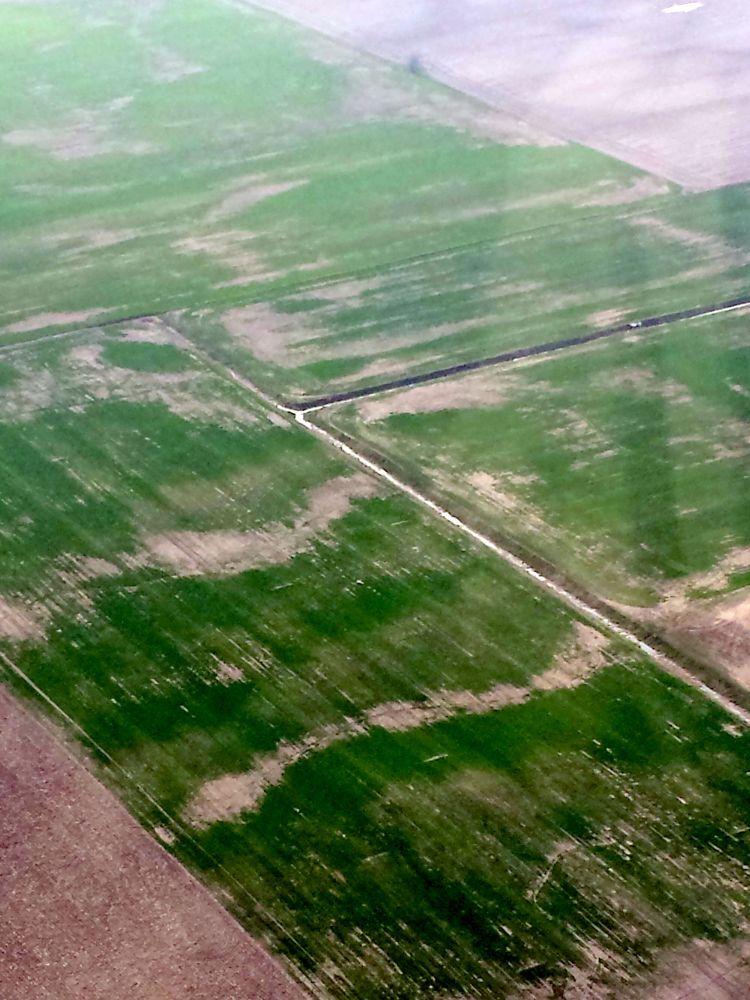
{"left": 287, "top": 296, "right": 750, "bottom": 412}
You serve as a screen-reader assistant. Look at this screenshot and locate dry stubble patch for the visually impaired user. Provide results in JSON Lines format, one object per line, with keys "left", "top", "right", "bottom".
{"left": 184, "top": 622, "right": 610, "bottom": 827}
{"left": 138, "top": 471, "right": 381, "bottom": 577}
{"left": 621, "top": 547, "right": 750, "bottom": 683}
{"left": 5, "top": 309, "right": 104, "bottom": 334}
{"left": 356, "top": 370, "right": 524, "bottom": 421}
{"left": 205, "top": 177, "right": 308, "bottom": 222}
{"left": 0, "top": 685, "right": 308, "bottom": 1000}
{"left": 0, "top": 596, "right": 48, "bottom": 642}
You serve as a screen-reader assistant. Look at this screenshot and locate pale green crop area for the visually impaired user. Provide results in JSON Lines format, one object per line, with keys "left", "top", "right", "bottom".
{"left": 3, "top": 0, "right": 750, "bottom": 998}
{"left": 0, "top": 0, "right": 664, "bottom": 338}
{"left": 4, "top": 0, "right": 750, "bottom": 384}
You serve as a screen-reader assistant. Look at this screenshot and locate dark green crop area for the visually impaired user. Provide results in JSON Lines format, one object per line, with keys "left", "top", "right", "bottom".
{"left": 180, "top": 661, "right": 750, "bottom": 1000}
{"left": 323, "top": 310, "right": 750, "bottom": 611}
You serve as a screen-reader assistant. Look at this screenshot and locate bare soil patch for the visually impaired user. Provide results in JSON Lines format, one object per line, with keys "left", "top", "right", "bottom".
{"left": 139, "top": 472, "right": 380, "bottom": 576}
{"left": 631, "top": 217, "right": 749, "bottom": 266}
{"left": 173, "top": 231, "right": 277, "bottom": 281}
{"left": 6, "top": 309, "right": 103, "bottom": 334}
{"left": 357, "top": 370, "right": 522, "bottom": 421}
{"left": 185, "top": 621, "right": 611, "bottom": 826}
{"left": 3, "top": 122, "right": 155, "bottom": 161}
{"left": 206, "top": 177, "right": 307, "bottom": 222}
{"left": 221, "top": 301, "right": 313, "bottom": 364}
{"left": 596, "top": 366, "right": 693, "bottom": 405}
{"left": 507, "top": 176, "right": 670, "bottom": 214}
{"left": 621, "top": 548, "right": 750, "bottom": 685}
{"left": 42, "top": 228, "right": 139, "bottom": 253}
{"left": 512, "top": 933, "right": 750, "bottom": 998}
{"left": 0, "top": 685, "right": 307, "bottom": 1000}
{"left": 148, "top": 45, "right": 204, "bottom": 83}
{"left": 587, "top": 307, "right": 627, "bottom": 329}
{"left": 0, "top": 597, "right": 47, "bottom": 642}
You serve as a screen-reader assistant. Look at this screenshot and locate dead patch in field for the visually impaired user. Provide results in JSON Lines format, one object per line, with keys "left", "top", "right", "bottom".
{"left": 303, "top": 275, "right": 383, "bottom": 305}
{"left": 3, "top": 119, "right": 156, "bottom": 161}
{"left": 173, "top": 231, "right": 276, "bottom": 279}
{"left": 42, "top": 228, "right": 139, "bottom": 254}
{"left": 601, "top": 366, "right": 693, "bottom": 404}
{"left": 213, "top": 657, "right": 246, "bottom": 685}
{"left": 0, "top": 686, "right": 307, "bottom": 1000}
{"left": 184, "top": 622, "right": 611, "bottom": 826}
{"left": 507, "top": 175, "right": 670, "bottom": 214}
{"left": 578, "top": 175, "right": 672, "bottom": 207}
{"left": 138, "top": 472, "right": 380, "bottom": 577}
{"left": 148, "top": 45, "right": 204, "bottom": 83}
{"left": 626, "top": 935, "right": 750, "bottom": 1000}
{"left": 120, "top": 324, "right": 174, "bottom": 344}
{"left": 619, "top": 548, "right": 750, "bottom": 683}
{"left": 0, "top": 335, "right": 260, "bottom": 429}
{"left": 532, "top": 622, "right": 608, "bottom": 691}
{"left": 221, "top": 302, "right": 309, "bottom": 364}
{"left": 631, "top": 216, "right": 749, "bottom": 267}
{"left": 356, "top": 370, "right": 522, "bottom": 421}
{"left": 0, "top": 597, "right": 47, "bottom": 642}
{"left": 206, "top": 177, "right": 307, "bottom": 222}
{"left": 466, "top": 470, "right": 550, "bottom": 538}
{"left": 551, "top": 407, "right": 609, "bottom": 452}
{"left": 587, "top": 307, "right": 628, "bottom": 329}
{"left": 5, "top": 309, "right": 103, "bottom": 334}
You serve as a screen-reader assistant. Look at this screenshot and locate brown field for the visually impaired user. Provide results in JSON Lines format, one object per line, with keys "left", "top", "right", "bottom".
{"left": 0, "top": 685, "right": 308, "bottom": 1000}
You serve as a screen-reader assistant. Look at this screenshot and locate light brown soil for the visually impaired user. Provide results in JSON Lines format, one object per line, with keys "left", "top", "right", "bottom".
{"left": 357, "top": 370, "right": 522, "bottom": 421}
{"left": 6, "top": 309, "right": 103, "bottom": 334}
{"left": 206, "top": 177, "right": 307, "bottom": 222}
{"left": 627, "top": 936, "right": 750, "bottom": 1000}
{"left": 587, "top": 308, "right": 627, "bottom": 329}
{"left": 139, "top": 471, "right": 381, "bottom": 576}
{"left": 0, "top": 685, "right": 308, "bottom": 1000}
{"left": 600, "top": 366, "right": 692, "bottom": 404}
{"left": 222, "top": 301, "right": 313, "bottom": 364}
{"left": 0, "top": 596, "right": 47, "bottom": 641}
{"left": 631, "top": 216, "right": 749, "bottom": 266}
{"left": 148, "top": 45, "right": 204, "bottom": 83}
{"left": 2, "top": 123, "right": 155, "bottom": 160}
{"left": 507, "top": 176, "right": 670, "bottom": 213}
{"left": 512, "top": 934, "right": 750, "bottom": 999}
{"left": 619, "top": 548, "right": 750, "bottom": 685}
{"left": 42, "top": 228, "right": 139, "bottom": 252}
{"left": 172, "top": 231, "right": 278, "bottom": 280}
{"left": 185, "top": 621, "right": 611, "bottom": 826}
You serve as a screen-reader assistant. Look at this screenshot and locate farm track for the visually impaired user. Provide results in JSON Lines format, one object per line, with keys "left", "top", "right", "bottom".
{"left": 287, "top": 295, "right": 750, "bottom": 411}
{"left": 158, "top": 322, "right": 750, "bottom": 729}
